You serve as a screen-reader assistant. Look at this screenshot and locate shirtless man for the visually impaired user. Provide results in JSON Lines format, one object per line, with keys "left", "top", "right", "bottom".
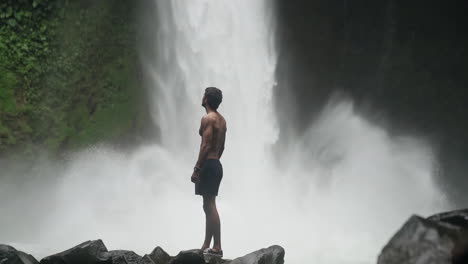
{"left": 191, "top": 87, "right": 227, "bottom": 257}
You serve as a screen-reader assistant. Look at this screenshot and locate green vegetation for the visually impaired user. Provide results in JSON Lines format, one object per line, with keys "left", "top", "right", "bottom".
{"left": 0, "top": 0, "right": 149, "bottom": 156}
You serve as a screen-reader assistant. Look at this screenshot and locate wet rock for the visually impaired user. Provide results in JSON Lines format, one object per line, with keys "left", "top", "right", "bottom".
{"left": 4, "top": 239, "right": 285, "bottom": 264}
{"left": 378, "top": 213, "right": 468, "bottom": 264}
{"left": 228, "top": 245, "right": 285, "bottom": 264}
{"left": 143, "top": 247, "right": 172, "bottom": 264}
{"left": 428, "top": 209, "right": 468, "bottom": 229}
{"left": 169, "top": 249, "right": 204, "bottom": 264}
{"left": 108, "top": 250, "right": 152, "bottom": 264}
{"left": 428, "top": 209, "right": 468, "bottom": 263}
{"left": 40, "top": 239, "right": 112, "bottom": 264}
{"left": 203, "top": 255, "right": 230, "bottom": 264}
{"left": 0, "top": 244, "right": 39, "bottom": 264}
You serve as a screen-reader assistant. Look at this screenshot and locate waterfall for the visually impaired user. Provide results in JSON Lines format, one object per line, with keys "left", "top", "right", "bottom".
{"left": 0, "top": 1, "right": 448, "bottom": 264}
{"left": 143, "top": 1, "right": 278, "bottom": 158}
{"left": 139, "top": 0, "right": 447, "bottom": 262}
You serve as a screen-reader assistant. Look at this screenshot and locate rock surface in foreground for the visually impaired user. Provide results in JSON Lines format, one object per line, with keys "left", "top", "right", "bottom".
{"left": 1, "top": 240, "right": 284, "bottom": 264}
{"left": 0, "top": 244, "right": 39, "bottom": 264}
{"left": 169, "top": 249, "right": 205, "bottom": 264}
{"left": 108, "top": 250, "right": 153, "bottom": 264}
{"left": 40, "top": 240, "right": 111, "bottom": 264}
{"left": 143, "top": 246, "right": 172, "bottom": 264}
{"left": 229, "top": 246, "right": 284, "bottom": 264}
{"left": 378, "top": 209, "right": 468, "bottom": 264}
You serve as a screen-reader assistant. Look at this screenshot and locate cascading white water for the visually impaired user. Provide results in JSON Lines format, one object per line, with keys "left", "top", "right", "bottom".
{"left": 0, "top": 1, "right": 449, "bottom": 264}
{"left": 145, "top": 1, "right": 278, "bottom": 159}
{"left": 143, "top": 0, "right": 279, "bottom": 206}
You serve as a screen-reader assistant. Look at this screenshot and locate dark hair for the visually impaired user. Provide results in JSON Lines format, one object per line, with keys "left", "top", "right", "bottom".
{"left": 204, "top": 87, "right": 223, "bottom": 110}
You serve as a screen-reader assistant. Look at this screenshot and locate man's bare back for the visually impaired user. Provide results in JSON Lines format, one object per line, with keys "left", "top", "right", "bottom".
{"left": 198, "top": 112, "right": 226, "bottom": 161}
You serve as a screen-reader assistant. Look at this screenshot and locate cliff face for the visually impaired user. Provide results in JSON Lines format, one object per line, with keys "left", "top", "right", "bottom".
{"left": 275, "top": 0, "right": 468, "bottom": 204}
{"left": 0, "top": 0, "right": 153, "bottom": 157}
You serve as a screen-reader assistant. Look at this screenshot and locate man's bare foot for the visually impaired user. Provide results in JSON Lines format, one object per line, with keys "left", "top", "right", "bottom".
{"left": 201, "top": 245, "right": 210, "bottom": 251}
{"left": 203, "top": 248, "right": 223, "bottom": 258}
{"left": 211, "top": 247, "right": 222, "bottom": 253}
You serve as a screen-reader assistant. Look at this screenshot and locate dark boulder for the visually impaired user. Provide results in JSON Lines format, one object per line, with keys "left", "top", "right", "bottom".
{"left": 227, "top": 245, "right": 285, "bottom": 264}
{"left": 7, "top": 239, "right": 285, "bottom": 264}
{"left": 143, "top": 247, "right": 172, "bottom": 264}
{"left": 169, "top": 249, "right": 204, "bottom": 264}
{"left": 108, "top": 250, "right": 152, "bottom": 264}
{"left": 428, "top": 209, "right": 468, "bottom": 229}
{"left": 378, "top": 211, "right": 468, "bottom": 264}
{"left": 428, "top": 209, "right": 468, "bottom": 263}
{"left": 203, "top": 254, "right": 230, "bottom": 264}
{"left": 40, "top": 239, "right": 112, "bottom": 264}
{"left": 0, "top": 244, "right": 39, "bottom": 264}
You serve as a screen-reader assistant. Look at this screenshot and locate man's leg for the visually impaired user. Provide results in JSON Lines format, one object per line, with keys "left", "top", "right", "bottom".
{"left": 201, "top": 195, "right": 212, "bottom": 250}
{"left": 202, "top": 195, "right": 222, "bottom": 252}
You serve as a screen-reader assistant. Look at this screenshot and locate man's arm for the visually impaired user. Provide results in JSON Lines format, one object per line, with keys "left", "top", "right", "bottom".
{"left": 195, "top": 116, "right": 213, "bottom": 169}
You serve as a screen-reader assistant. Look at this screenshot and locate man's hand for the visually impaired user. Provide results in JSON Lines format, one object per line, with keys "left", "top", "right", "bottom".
{"left": 191, "top": 170, "right": 200, "bottom": 183}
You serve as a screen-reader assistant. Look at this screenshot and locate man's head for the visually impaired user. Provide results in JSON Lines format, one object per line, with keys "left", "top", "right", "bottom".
{"left": 202, "top": 87, "right": 223, "bottom": 110}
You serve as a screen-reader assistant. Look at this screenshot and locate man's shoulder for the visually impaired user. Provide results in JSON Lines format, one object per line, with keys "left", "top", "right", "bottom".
{"left": 217, "top": 113, "right": 226, "bottom": 126}
{"left": 205, "top": 112, "right": 223, "bottom": 120}
{"left": 201, "top": 114, "right": 216, "bottom": 126}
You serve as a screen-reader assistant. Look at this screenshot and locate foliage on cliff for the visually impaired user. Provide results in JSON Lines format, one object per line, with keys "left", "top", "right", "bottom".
{"left": 0, "top": 0, "right": 149, "bottom": 157}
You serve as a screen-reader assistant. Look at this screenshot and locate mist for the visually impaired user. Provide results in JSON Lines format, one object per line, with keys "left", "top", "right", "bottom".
{"left": 0, "top": 1, "right": 453, "bottom": 264}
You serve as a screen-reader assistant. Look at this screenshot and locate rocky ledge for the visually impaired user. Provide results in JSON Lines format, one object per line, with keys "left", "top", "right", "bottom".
{"left": 3, "top": 209, "right": 468, "bottom": 264}
{"left": 378, "top": 209, "right": 468, "bottom": 264}
{"left": 0, "top": 241, "right": 285, "bottom": 264}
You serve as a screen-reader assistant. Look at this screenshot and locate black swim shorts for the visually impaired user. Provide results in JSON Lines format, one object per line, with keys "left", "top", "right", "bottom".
{"left": 195, "top": 159, "right": 223, "bottom": 196}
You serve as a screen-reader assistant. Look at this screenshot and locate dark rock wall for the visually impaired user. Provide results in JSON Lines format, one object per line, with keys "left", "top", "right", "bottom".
{"left": 275, "top": 0, "right": 468, "bottom": 204}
